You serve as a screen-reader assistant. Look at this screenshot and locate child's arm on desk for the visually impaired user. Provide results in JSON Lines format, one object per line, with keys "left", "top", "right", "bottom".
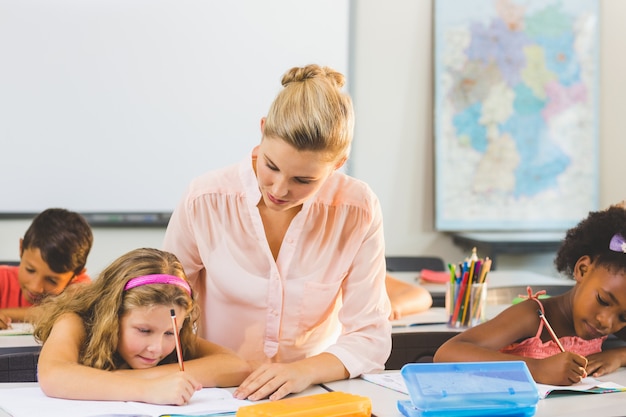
{"left": 587, "top": 327, "right": 626, "bottom": 377}
{"left": 433, "top": 300, "right": 588, "bottom": 386}
{"left": 116, "top": 337, "right": 251, "bottom": 388}
{"left": 0, "top": 306, "right": 40, "bottom": 327}
{"left": 0, "top": 311, "right": 11, "bottom": 329}
{"left": 37, "top": 312, "right": 202, "bottom": 405}
{"left": 385, "top": 274, "right": 433, "bottom": 321}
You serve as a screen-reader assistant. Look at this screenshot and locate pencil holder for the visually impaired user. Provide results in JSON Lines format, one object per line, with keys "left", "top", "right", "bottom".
{"left": 446, "top": 281, "right": 488, "bottom": 328}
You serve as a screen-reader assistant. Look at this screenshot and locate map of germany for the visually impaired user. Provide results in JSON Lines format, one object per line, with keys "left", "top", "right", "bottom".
{"left": 435, "top": 0, "right": 598, "bottom": 230}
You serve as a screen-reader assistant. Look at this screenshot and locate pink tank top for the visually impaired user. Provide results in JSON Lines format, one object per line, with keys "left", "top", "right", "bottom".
{"left": 500, "top": 287, "right": 606, "bottom": 359}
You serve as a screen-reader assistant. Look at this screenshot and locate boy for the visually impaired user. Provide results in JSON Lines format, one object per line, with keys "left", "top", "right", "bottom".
{"left": 0, "top": 208, "right": 93, "bottom": 328}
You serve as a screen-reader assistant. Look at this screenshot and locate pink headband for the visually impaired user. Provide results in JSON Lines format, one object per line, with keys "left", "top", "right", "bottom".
{"left": 123, "top": 274, "right": 192, "bottom": 296}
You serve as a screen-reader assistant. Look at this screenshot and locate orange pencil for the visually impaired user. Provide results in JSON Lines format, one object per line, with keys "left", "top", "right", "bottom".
{"left": 451, "top": 271, "right": 469, "bottom": 326}
{"left": 460, "top": 260, "right": 476, "bottom": 325}
{"left": 538, "top": 309, "right": 565, "bottom": 352}
{"left": 170, "top": 309, "right": 185, "bottom": 371}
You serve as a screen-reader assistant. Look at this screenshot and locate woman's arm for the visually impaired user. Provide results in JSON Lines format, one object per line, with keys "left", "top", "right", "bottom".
{"left": 162, "top": 190, "right": 205, "bottom": 286}
{"left": 37, "top": 313, "right": 201, "bottom": 405}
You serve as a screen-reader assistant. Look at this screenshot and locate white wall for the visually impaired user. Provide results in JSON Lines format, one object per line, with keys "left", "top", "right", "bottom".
{"left": 0, "top": 0, "right": 349, "bottom": 214}
{"left": 1, "top": 0, "right": 624, "bottom": 278}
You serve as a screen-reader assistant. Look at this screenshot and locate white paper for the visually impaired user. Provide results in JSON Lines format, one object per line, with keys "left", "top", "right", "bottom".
{"left": 361, "top": 372, "right": 408, "bottom": 394}
{"left": 535, "top": 377, "right": 626, "bottom": 399}
{"left": 0, "top": 386, "right": 251, "bottom": 417}
{"left": 0, "top": 322, "right": 34, "bottom": 336}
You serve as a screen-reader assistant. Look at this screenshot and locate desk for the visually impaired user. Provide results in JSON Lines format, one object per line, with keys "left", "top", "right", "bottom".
{"left": 451, "top": 232, "right": 564, "bottom": 269}
{"left": 326, "top": 367, "right": 626, "bottom": 417}
{"left": 0, "top": 334, "right": 40, "bottom": 355}
{"left": 3, "top": 369, "right": 626, "bottom": 417}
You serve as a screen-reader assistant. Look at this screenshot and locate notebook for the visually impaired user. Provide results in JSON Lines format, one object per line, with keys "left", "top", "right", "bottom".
{"left": 0, "top": 322, "right": 34, "bottom": 336}
{"left": 0, "top": 386, "right": 251, "bottom": 417}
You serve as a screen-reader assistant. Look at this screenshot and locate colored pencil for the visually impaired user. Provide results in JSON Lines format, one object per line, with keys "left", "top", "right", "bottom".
{"left": 538, "top": 309, "right": 565, "bottom": 352}
{"left": 170, "top": 309, "right": 185, "bottom": 371}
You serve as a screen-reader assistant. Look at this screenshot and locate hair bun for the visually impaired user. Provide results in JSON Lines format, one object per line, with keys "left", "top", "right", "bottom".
{"left": 281, "top": 64, "right": 345, "bottom": 88}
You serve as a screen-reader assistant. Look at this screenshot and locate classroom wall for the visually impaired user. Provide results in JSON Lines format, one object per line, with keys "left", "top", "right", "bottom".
{"left": 0, "top": 0, "right": 349, "bottom": 214}
{"left": 1, "top": 0, "right": 624, "bottom": 277}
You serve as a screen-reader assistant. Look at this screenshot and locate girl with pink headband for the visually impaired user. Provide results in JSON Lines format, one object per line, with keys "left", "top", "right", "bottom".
{"left": 34, "top": 247, "right": 250, "bottom": 405}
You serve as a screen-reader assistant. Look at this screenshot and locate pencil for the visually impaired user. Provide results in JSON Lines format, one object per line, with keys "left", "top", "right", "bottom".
{"left": 460, "top": 260, "right": 476, "bottom": 325}
{"left": 537, "top": 309, "right": 565, "bottom": 352}
{"left": 451, "top": 271, "right": 469, "bottom": 326}
{"left": 170, "top": 309, "right": 185, "bottom": 371}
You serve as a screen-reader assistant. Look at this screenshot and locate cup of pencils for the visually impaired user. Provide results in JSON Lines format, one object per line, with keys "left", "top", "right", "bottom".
{"left": 446, "top": 248, "right": 492, "bottom": 328}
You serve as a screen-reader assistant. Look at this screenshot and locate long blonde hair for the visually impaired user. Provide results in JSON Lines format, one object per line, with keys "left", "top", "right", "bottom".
{"left": 263, "top": 64, "right": 354, "bottom": 162}
{"left": 34, "top": 248, "right": 199, "bottom": 370}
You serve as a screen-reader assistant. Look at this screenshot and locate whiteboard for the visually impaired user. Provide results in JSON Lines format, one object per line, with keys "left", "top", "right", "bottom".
{"left": 0, "top": 0, "right": 350, "bottom": 220}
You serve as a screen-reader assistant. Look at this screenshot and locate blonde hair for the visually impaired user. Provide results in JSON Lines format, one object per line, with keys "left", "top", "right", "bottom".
{"left": 263, "top": 64, "right": 354, "bottom": 162}
{"left": 34, "top": 248, "right": 199, "bottom": 370}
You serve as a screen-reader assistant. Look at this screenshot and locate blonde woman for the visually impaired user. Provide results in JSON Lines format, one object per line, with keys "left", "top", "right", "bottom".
{"left": 163, "top": 64, "right": 392, "bottom": 401}
{"left": 34, "top": 248, "right": 250, "bottom": 405}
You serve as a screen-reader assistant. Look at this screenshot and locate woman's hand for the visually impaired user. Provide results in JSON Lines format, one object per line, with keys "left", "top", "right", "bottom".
{"left": 233, "top": 362, "right": 314, "bottom": 401}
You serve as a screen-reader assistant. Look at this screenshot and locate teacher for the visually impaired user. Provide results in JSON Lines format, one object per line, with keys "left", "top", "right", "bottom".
{"left": 163, "top": 64, "right": 391, "bottom": 401}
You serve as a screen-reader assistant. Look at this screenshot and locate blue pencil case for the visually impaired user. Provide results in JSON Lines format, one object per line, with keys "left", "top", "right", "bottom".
{"left": 397, "top": 361, "right": 540, "bottom": 417}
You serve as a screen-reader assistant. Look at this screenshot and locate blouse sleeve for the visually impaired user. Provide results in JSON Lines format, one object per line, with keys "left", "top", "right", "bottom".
{"left": 162, "top": 187, "right": 205, "bottom": 288}
{"left": 324, "top": 195, "right": 392, "bottom": 377}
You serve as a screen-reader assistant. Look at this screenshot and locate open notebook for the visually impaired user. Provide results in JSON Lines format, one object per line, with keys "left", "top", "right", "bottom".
{"left": 0, "top": 386, "right": 251, "bottom": 417}
{"left": 535, "top": 377, "right": 626, "bottom": 398}
{"left": 0, "top": 322, "right": 33, "bottom": 336}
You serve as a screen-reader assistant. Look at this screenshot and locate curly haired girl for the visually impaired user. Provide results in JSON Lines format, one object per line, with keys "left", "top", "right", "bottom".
{"left": 435, "top": 203, "right": 626, "bottom": 386}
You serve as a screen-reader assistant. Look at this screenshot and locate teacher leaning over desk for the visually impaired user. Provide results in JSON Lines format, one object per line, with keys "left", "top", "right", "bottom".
{"left": 163, "top": 64, "right": 392, "bottom": 402}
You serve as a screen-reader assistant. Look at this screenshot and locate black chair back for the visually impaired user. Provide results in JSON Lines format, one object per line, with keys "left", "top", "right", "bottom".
{"left": 385, "top": 256, "right": 446, "bottom": 272}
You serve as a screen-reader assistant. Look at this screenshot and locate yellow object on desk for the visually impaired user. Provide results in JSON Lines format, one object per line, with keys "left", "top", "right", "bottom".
{"left": 236, "top": 392, "right": 371, "bottom": 417}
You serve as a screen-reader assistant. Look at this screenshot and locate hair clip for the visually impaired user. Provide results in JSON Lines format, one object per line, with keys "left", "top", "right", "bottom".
{"left": 609, "top": 233, "right": 626, "bottom": 254}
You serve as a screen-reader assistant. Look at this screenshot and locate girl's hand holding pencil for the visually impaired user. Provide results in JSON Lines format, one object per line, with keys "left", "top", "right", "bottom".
{"left": 533, "top": 309, "right": 589, "bottom": 385}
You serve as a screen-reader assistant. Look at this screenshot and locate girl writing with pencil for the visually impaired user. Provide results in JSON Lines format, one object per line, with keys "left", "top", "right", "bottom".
{"left": 34, "top": 248, "right": 250, "bottom": 405}
{"left": 435, "top": 202, "right": 626, "bottom": 386}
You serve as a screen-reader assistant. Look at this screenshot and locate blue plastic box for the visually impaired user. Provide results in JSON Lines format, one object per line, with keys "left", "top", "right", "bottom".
{"left": 398, "top": 361, "right": 540, "bottom": 417}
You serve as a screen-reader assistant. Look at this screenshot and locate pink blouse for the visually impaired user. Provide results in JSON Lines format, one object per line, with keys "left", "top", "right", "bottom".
{"left": 162, "top": 153, "right": 392, "bottom": 377}
{"left": 500, "top": 288, "right": 606, "bottom": 359}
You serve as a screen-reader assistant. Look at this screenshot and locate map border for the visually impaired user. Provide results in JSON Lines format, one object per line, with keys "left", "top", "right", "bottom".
{"left": 433, "top": 0, "right": 600, "bottom": 232}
